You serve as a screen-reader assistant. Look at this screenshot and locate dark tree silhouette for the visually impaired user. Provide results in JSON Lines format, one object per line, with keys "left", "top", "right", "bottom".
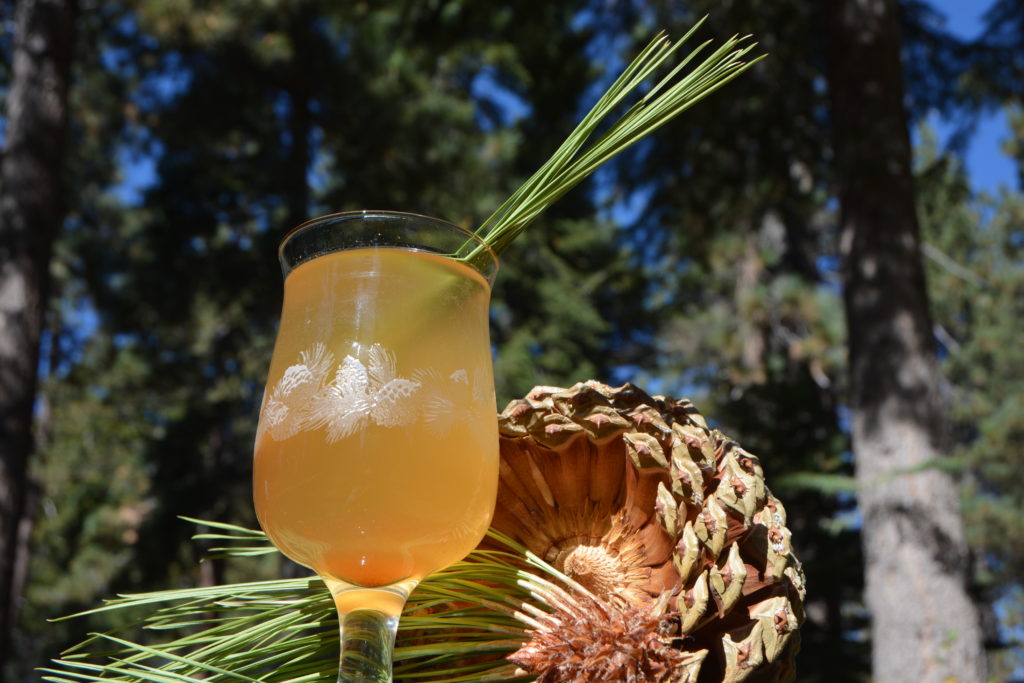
{"left": 0, "top": 0, "right": 77, "bottom": 674}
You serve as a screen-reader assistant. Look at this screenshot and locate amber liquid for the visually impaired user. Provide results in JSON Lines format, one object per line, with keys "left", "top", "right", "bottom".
{"left": 253, "top": 248, "right": 498, "bottom": 592}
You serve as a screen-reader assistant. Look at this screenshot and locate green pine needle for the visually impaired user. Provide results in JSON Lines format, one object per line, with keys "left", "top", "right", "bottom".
{"left": 461, "top": 17, "right": 762, "bottom": 267}
{"left": 45, "top": 523, "right": 541, "bottom": 683}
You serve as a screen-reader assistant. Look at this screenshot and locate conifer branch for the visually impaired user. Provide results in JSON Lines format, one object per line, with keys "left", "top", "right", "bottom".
{"left": 462, "top": 17, "right": 763, "bottom": 266}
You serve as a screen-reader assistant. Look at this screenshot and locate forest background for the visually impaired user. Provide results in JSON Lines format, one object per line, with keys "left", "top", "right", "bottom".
{"left": 0, "top": 0, "right": 1021, "bottom": 681}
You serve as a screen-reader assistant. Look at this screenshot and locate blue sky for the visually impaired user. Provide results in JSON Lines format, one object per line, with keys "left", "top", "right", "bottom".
{"left": 928, "top": 0, "right": 1017, "bottom": 193}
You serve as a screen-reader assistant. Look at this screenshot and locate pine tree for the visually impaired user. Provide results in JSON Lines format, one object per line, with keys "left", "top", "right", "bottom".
{"left": 917, "top": 124, "right": 1024, "bottom": 679}
{"left": 828, "top": 1, "right": 985, "bottom": 680}
{"left": 0, "top": 1, "right": 77, "bottom": 676}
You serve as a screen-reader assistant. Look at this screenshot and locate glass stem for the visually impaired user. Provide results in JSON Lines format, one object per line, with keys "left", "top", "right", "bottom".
{"left": 337, "top": 608, "right": 399, "bottom": 683}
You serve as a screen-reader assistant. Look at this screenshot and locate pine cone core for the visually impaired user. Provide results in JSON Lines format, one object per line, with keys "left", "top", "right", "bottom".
{"left": 562, "top": 544, "right": 624, "bottom": 596}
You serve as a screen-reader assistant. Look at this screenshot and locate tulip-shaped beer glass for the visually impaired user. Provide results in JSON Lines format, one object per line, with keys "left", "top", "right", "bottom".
{"left": 253, "top": 211, "right": 499, "bottom": 682}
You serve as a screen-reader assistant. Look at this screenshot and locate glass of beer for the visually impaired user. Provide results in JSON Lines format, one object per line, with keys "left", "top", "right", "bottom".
{"left": 253, "top": 211, "right": 499, "bottom": 682}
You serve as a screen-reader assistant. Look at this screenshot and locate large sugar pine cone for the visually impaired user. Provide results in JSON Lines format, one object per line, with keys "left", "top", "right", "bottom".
{"left": 490, "top": 381, "right": 805, "bottom": 683}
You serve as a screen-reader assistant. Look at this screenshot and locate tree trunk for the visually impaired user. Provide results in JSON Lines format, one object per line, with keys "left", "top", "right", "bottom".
{"left": 0, "top": 0, "right": 76, "bottom": 673}
{"left": 827, "top": 1, "right": 986, "bottom": 681}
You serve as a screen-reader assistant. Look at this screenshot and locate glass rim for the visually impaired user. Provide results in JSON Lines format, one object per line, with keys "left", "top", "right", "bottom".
{"left": 277, "top": 209, "right": 499, "bottom": 282}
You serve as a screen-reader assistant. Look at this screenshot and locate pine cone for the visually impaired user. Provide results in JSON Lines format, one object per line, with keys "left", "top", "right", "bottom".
{"left": 490, "top": 381, "right": 805, "bottom": 682}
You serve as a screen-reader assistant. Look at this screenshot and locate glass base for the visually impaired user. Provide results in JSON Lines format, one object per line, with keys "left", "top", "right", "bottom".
{"left": 338, "top": 609, "right": 400, "bottom": 683}
{"left": 324, "top": 577, "right": 418, "bottom": 683}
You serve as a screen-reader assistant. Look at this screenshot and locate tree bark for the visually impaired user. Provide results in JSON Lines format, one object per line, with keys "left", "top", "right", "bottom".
{"left": 827, "top": 1, "right": 986, "bottom": 681}
{"left": 0, "top": 0, "right": 76, "bottom": 673}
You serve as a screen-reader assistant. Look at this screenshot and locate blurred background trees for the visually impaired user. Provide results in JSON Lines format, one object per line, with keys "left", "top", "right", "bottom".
{"left": 0, "top": 0, "right": 1021, "bottom": 681}
{"left": 0, "top": 0, "right": 76, "bottom": 670}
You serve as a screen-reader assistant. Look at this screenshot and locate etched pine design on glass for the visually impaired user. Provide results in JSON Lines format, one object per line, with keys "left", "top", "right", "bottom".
{"left": 261, "top": 343, "right": 427, "bottom": 443}
{"left": 253, "top": 212, "right": 499, "bottom": 682}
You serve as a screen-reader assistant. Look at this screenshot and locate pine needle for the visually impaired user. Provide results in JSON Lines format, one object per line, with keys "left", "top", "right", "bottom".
{"left": 461, "top": 17, "right": 762, "bottom": 267}
{"left": 44, "top": 524, "right": 545, "bottom": 683}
